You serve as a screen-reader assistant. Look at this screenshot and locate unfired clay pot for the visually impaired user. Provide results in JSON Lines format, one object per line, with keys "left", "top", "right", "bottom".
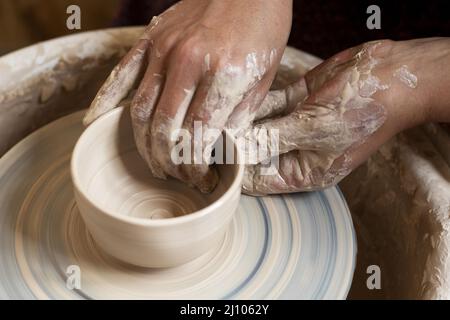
{"left": 71, "top": 107, "right": 244, "bottom": 268}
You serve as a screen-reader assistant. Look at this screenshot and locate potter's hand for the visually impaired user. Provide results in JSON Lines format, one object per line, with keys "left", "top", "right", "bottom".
{"left": 83, "top": 0, "right": 292, "bottom": 192}
{"left": 243, "top": 38, "right": 450, "bottom": 195}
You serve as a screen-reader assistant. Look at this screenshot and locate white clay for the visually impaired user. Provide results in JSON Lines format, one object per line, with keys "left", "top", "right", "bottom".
{"left": 394, "top": 65, "right": 418, "bottom": 89}
{"left": 72, "top": 107, "right": 244, "bottom": 268}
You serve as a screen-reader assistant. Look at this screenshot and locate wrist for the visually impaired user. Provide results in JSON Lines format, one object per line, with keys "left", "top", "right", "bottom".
{"left": 392, "top": 38, "right": 450, "bottom": 125}
{"left": 423, "top": 38, "right": 450, "bottom": 123}
{"left": 369, "top": 40, "right": 423, "bottom": 133}
{"left": 373, "top": 39, "right": 450, "bottom": 132}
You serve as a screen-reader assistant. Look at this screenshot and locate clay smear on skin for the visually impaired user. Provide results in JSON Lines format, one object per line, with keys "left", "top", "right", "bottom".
{"left": 243, "top": 42, "right": 394, "bottom": 194}
{"left": 83, "top": 47, "right": 146, "bottom": 125}
{"left": 394, "top": 65, "right": 418, "bottom": 89}
{"left": 146, "top": 49, "right": 278, "bottom": 191}
{"left": 189, "top": 49, "right": 277, "bottom": 154}
{"left": 245, "top": 45, "right": 419, "bottom": 194}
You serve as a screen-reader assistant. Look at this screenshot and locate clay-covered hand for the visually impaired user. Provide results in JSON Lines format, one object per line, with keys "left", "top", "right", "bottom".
{"left": 83, "top": 0, "right": 292, "bottom": 192}
{"left": 243, "top": 39, "right": 448, "bottom": 195}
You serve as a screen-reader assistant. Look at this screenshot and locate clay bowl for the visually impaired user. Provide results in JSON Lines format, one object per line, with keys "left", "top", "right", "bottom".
{"left": 71, "top": 107, "right": 244, "bottom": 268}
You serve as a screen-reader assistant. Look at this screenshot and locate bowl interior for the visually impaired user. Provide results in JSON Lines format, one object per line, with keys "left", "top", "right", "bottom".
{"left": 72, "top": 107, "right": 240, "bottom": 221}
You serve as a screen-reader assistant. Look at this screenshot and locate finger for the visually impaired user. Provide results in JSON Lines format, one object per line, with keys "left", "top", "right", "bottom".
{"left": 178, "top": 70, "right": 255, "bottom": 192}
{"left": 150, "top": 57, "right": 201, "bottom": 184}
{"left": 248, "top": 68, "right": 361, "bottom": 158}
{"left": 243, "top": 102, "right": 389, "bottom": 196}
{"left": 178, "top": 78, "right": 220, "bottom": 193}
{"left": 179, "top": 79, "right": 274, "bottom": 193}
{"left": 83, "top": 16, "right": 167, "bottom": 126}
{"left": 253, "top": 77, "right": 308, "bottom": 121}
{"left": 242, "top": 149, "right": 348, "bottom": 195}
{"left": 243, "top": 107, "right": 393, "bottom": 196}
{"left": 225, "top": 73, "right": 274, "bottom": 129}
{"left": 179, "top": 68, "right": 264, "bottom": 191}
{"left": 304, "top": 45, "right": 363, "bottom": 94}
{"left": 242, "top": 106, "right": 321, "bottom": 164}
{"left": 246, "top": 103, "right": 362, "bottom": 165}
{"left": 83, "top": 39, "right": 150, "bottom": 125}
{"left": 130, "top": 51, "right": 165, "bottom": 178}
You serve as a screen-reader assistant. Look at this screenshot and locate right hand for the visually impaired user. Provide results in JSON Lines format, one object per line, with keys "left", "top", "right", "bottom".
{"left": 83, "top": 0, "right": 293, "bottom": 193}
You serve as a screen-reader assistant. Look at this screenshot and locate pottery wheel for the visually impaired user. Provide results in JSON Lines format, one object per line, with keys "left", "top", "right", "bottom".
{"left": 0, "top": 110, "right": 356, "bottom": 299}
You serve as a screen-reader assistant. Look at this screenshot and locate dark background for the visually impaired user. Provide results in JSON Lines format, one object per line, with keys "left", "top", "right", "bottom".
{"left": 2, "top": 0, "right": 449, "bottom": 58}
{"left": 114, "top": 0, "right": 450, "bottom": 58}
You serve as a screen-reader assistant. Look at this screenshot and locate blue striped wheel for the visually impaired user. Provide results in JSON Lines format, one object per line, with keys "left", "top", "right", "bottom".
{"left": 0, "top": 111, "right": 356, "bottom": 299}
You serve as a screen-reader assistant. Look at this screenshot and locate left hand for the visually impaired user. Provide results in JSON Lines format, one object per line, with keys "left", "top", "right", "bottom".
{"left": 242, "top": 38, "right": 450, "bottom": 195}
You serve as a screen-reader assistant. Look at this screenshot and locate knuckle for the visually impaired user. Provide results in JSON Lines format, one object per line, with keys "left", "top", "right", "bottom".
{"left": 370, "top": 38, "right": 394, "bottom": 47}
{"left": 155, "top": 31, "right": 178, "bottom": 56}
{"left": 131, "top": 95, "right": 151, "bottom": 122}
{"left": 130, "top": 107, "right": 145, "bottom": 123}
{"left": 214, "top": 51, "right": 235, "bottom": 71}
{"left": 363, "top": 39, "right": 395, "bottom": 57}
{"left": 172, "top": 36, "right": 203, "bottom": 63}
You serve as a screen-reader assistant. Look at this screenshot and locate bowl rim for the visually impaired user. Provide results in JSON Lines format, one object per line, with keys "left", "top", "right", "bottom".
{"left": 71, "top": 107, "right": 245, "bottom": 227}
